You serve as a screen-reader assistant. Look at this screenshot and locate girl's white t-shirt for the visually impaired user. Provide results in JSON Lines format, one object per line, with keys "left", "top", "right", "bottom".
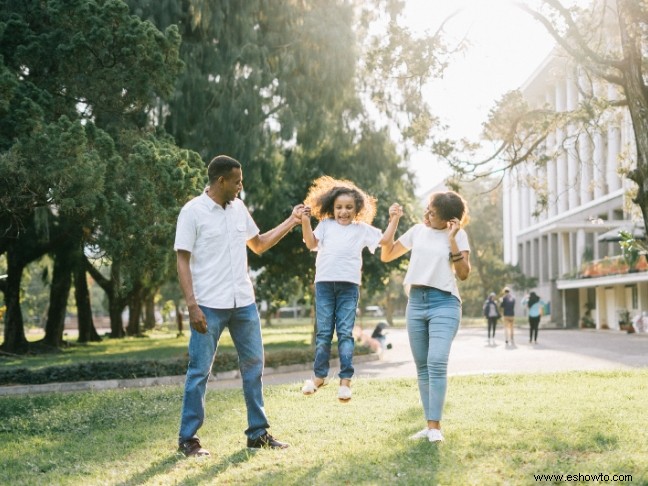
{"left": 398, "top": 224, "right": 470, "bottom": 301}
{"left": 312, "top": 219, "right": 382, "bottom": 284}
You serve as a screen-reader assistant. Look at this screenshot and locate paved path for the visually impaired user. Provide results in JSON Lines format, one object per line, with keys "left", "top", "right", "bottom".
{"left": 264, "top": 327, "right": 648, "bottom": 387}
{"left": 2, "top": 327, "right": 647, "bottom": 396}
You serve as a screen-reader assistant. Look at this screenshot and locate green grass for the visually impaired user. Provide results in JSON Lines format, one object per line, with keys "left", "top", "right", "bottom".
{"left": 1, "top": 370, "right": 646, "bottom": 485}
{"left": 4, "top": 324, "right": 315, "bottom": 371}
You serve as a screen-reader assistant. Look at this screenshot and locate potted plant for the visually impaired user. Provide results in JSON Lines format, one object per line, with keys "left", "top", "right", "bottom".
{"left": 619, "top": 230, "right": 642, "bottom": 272}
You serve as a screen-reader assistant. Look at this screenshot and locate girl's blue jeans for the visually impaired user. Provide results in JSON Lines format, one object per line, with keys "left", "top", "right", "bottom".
{"left": 178, "top": 303, "right": 269, "bottom": 443}
{"left": 314, "top": 281, "right": 359, "bottom": 380}
{"left": 406, "top": 286, "right": 461, "bottom": 422}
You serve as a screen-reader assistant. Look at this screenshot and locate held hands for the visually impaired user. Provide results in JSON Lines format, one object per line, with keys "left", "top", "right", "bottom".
{"left": 302, "top": 205, "right": 312, "bottom": 220}
{"left": 388, "top": 203, "right": 403, "bottom": 221}
{"left": 290, "top": 204, "right": 307, "bottom": 226}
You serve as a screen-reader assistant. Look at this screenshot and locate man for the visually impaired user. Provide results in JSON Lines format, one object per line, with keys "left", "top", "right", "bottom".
{"left": 174, "top": 155, "right": 304, "bottom": 456}
{"left": 500, "top": 287, "right": 516, "bottom": 345}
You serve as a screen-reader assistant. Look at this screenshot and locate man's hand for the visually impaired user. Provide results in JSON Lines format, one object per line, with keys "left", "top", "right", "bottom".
{"left": 188, "top": 305, "right": 207, "bottom": 334}
{"left": 291, "top": 204, "right": 306, "bottom": 226}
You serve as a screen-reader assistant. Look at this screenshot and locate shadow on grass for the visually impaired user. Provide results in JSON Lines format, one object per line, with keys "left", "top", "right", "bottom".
{"left": 180, "top": 448, "right": 256, "bottom": 485}
{"left": 116, "top": 453, "right": 184, "bottom": 486}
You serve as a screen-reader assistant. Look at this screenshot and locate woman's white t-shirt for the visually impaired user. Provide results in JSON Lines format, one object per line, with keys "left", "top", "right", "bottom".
{"left": 312, "top": 219, "right": 382, "bottom": 285}
{"left": 398, "top": 224, "right": 470, "bottom": 301}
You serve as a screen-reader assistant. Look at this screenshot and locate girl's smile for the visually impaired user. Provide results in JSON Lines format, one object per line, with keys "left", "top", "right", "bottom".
{"left": 333, "top": 194, "right": 357, "bottom": 225}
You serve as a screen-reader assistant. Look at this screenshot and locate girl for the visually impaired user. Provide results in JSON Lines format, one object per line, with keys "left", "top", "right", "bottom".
{"left": 380, "top": 191, "right": 470, "bottom": 442}
{"left": 300, "top": 176, "right": 401, "bottom": 402}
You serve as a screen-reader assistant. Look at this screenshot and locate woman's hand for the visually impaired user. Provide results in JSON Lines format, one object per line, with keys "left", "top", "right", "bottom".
{"left": 388, "top": 203, "right": 403, "bottom": 222}
{"left": 447, "top": 217, "right": 461, "bottom": 237}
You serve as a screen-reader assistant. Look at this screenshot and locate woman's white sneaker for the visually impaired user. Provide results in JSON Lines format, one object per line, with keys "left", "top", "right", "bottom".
{"left": 409, "top": 428, "right": 430, "bottom": 440}
{"left": 427, "top": 429, "right": 444, "bottom": 442}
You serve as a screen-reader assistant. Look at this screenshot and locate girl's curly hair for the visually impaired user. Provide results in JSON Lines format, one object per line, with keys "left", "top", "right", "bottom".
{"left": 304, "top": 176, "right": 377, "bottom": 224}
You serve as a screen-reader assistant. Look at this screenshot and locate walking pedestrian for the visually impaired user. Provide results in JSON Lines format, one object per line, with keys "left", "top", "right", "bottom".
{"left": 522, "top": 291, "right": 544, "bottom": 343}
{"left": 483, "top": 292, "right": 500, "bottom": 344}
{"left": 500, "top": 287, "right": 516, "bottom": 345}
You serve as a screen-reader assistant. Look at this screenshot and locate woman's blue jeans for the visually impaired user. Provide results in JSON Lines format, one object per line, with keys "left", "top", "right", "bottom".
{"left": 178, "top": 303, "right": 269, "bottom": 443}
{"left": 406, "top": 286, "right": 461, "bottom": 422}
{"left": 314, "top": 281, "right": 359, "bottom": 380}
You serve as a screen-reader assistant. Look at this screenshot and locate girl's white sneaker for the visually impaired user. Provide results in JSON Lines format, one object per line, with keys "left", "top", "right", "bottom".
{"left": 337, "top": 385, "right": 352, "bottom": 402}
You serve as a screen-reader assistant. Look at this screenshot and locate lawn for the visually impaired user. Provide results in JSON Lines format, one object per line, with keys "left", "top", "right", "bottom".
{"left": 4, "top": 323, "right": 316, "bottom": 370}
{"left": 1, "top": 370, "right": 646, "bottom": 485}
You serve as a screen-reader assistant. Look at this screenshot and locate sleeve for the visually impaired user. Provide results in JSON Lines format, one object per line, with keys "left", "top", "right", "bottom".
{"left": 313, "top": 219, "right": 327, "bottom": 243}
{"left": 398, "top": 225, "right": 417, "bottom": 250}
{"left": 174, "top": 207, "right": 196, "bottom": 252}
{"left": 455, "top": 228, "right": 470, "bottom": 252}
{"left": 362, "top": 223, "right": 383, "bottom": 254}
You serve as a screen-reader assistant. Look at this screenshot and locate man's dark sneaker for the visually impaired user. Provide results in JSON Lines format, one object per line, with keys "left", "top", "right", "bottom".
{"left": 178, "top": 438, "right": 210, "bottom": 457}
{"left": 247, "top": 433, "right": 289, "bottom": 449}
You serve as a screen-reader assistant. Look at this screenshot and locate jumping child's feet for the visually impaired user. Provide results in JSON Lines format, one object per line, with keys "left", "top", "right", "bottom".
{"left": 338, "top": 379, "right": 352, "bottom": 402}
{"left": 301, "top": 376, "right": 329, "bottom": 395}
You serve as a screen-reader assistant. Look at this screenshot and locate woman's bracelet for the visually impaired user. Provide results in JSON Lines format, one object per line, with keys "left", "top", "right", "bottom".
{"left": 449, "top": 251, "right": 462, "bottom": 259}
{"left": 452, "top": 255, "right": 464, "bottom": 262}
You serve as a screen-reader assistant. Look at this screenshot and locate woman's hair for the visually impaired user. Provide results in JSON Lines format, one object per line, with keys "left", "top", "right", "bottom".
{"left": 527, "top": 291, "right": 540, "bottom": 308}
{"left": 304, "top": 176, "right": 377, "bottom": 224}
{"left": 428, "top": 191, "right": 469, "bottom": 226}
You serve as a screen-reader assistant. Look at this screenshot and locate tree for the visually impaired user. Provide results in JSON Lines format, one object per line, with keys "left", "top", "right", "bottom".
{"left": 0, "top": 0, "right": 201, "bottom": 352}
{"left": 127, "top": 0, "right": 454, "bottom": 311}
{"left": 443, "top": 0, "right": 648, "bottom": 237}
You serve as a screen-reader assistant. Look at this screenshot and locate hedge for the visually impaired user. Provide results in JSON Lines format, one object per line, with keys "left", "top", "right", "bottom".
{"left": 0, "top": 347, "right": 371, "bottom": 386}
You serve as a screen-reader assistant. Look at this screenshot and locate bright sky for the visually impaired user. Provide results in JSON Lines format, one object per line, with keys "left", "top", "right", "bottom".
{"left": 403, "top": 0, "right": 556, "bottom": 194}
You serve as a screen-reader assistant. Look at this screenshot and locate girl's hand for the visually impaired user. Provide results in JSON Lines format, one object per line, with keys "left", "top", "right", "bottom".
{"left": 447, "top": 217, "right": 461, "bottom": 237}
{"left": 301, "top": 205, "right": 312, "bottom": 219}
{"left": 388, "top": 203, "right": 403, "bottom": 221}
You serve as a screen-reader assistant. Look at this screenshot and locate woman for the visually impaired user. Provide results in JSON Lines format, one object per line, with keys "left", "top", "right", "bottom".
{"left": 381, "top": 191, "right": 471, "bottom": 442}
{"left": 523, "top": 291, "right": 543, "bottom": 343}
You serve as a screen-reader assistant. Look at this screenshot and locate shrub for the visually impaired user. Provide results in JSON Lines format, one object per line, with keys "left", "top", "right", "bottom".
{"left": 0, "top": 346, "right": 371, "bottom": 386}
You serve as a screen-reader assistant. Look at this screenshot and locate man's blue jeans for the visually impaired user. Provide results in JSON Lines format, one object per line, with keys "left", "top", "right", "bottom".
{"left": 406, "top": 286, "right": 461, "bottom": 422}
{"left": 314, "top": 281, "right": 359, "bottom": 380}
{"left": 178, "top": 303, "right": 269, "bottom": 443}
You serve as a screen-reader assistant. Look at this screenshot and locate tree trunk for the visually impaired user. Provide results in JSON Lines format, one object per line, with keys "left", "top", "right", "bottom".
{"left": 108, "top": 294, "right": 126, "bottom": 338}
{"left": 126, "top": 284, "right": 143, "bottom": 336}
{"left": 175, "top": 301, "right": 184, "bottom": 336}
{"left": 87, "top": 260, "right": 126, "bottom": 338}
{"left": 143, "top": 292, "right": 156, "bottom": 330}
{"left": 75, "top": 258, "right": 101, "bottom": 343}
{"left": 0, "top": 248, "right": 29, "bottom": 354}
{"left": 42, "top": 245, "right": 73, "bottom": 348}
{"left": 617, "top": 1, "right": 648, "bottom": 236}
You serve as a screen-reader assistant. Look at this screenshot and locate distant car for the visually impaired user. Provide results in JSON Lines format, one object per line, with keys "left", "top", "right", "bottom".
{"left": 364, "top": 305, "right": 384, "bottom": 317}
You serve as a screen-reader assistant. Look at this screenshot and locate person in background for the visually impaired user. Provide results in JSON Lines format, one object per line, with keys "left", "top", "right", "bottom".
{"left": 522, "top": 291, "right": 543, "bottom": 344}
{"left": 482, "top": 292, "right": 500, "bottom": 345}
{"left": 380, "top": 190, "right": 471, "bottom": 443}
{"left": 500, "top": 287, "right": 516, "bottom": 345}
{"left": 371, "top": 321, "right": 391, "bottom": 355}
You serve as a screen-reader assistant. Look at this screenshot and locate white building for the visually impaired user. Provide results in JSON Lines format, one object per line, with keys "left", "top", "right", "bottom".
{"left": 503, "top": 52, "right": 648, "bottom": 331}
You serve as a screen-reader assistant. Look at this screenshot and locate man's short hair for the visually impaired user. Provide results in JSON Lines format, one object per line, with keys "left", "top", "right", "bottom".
{"left": 208, "top": 155, "right": 241, "bottom": 183}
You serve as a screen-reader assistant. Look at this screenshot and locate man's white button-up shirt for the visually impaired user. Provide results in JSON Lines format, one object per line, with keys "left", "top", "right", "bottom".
{"left": 174, "top": 193, "right": 260, "bottom": 309}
